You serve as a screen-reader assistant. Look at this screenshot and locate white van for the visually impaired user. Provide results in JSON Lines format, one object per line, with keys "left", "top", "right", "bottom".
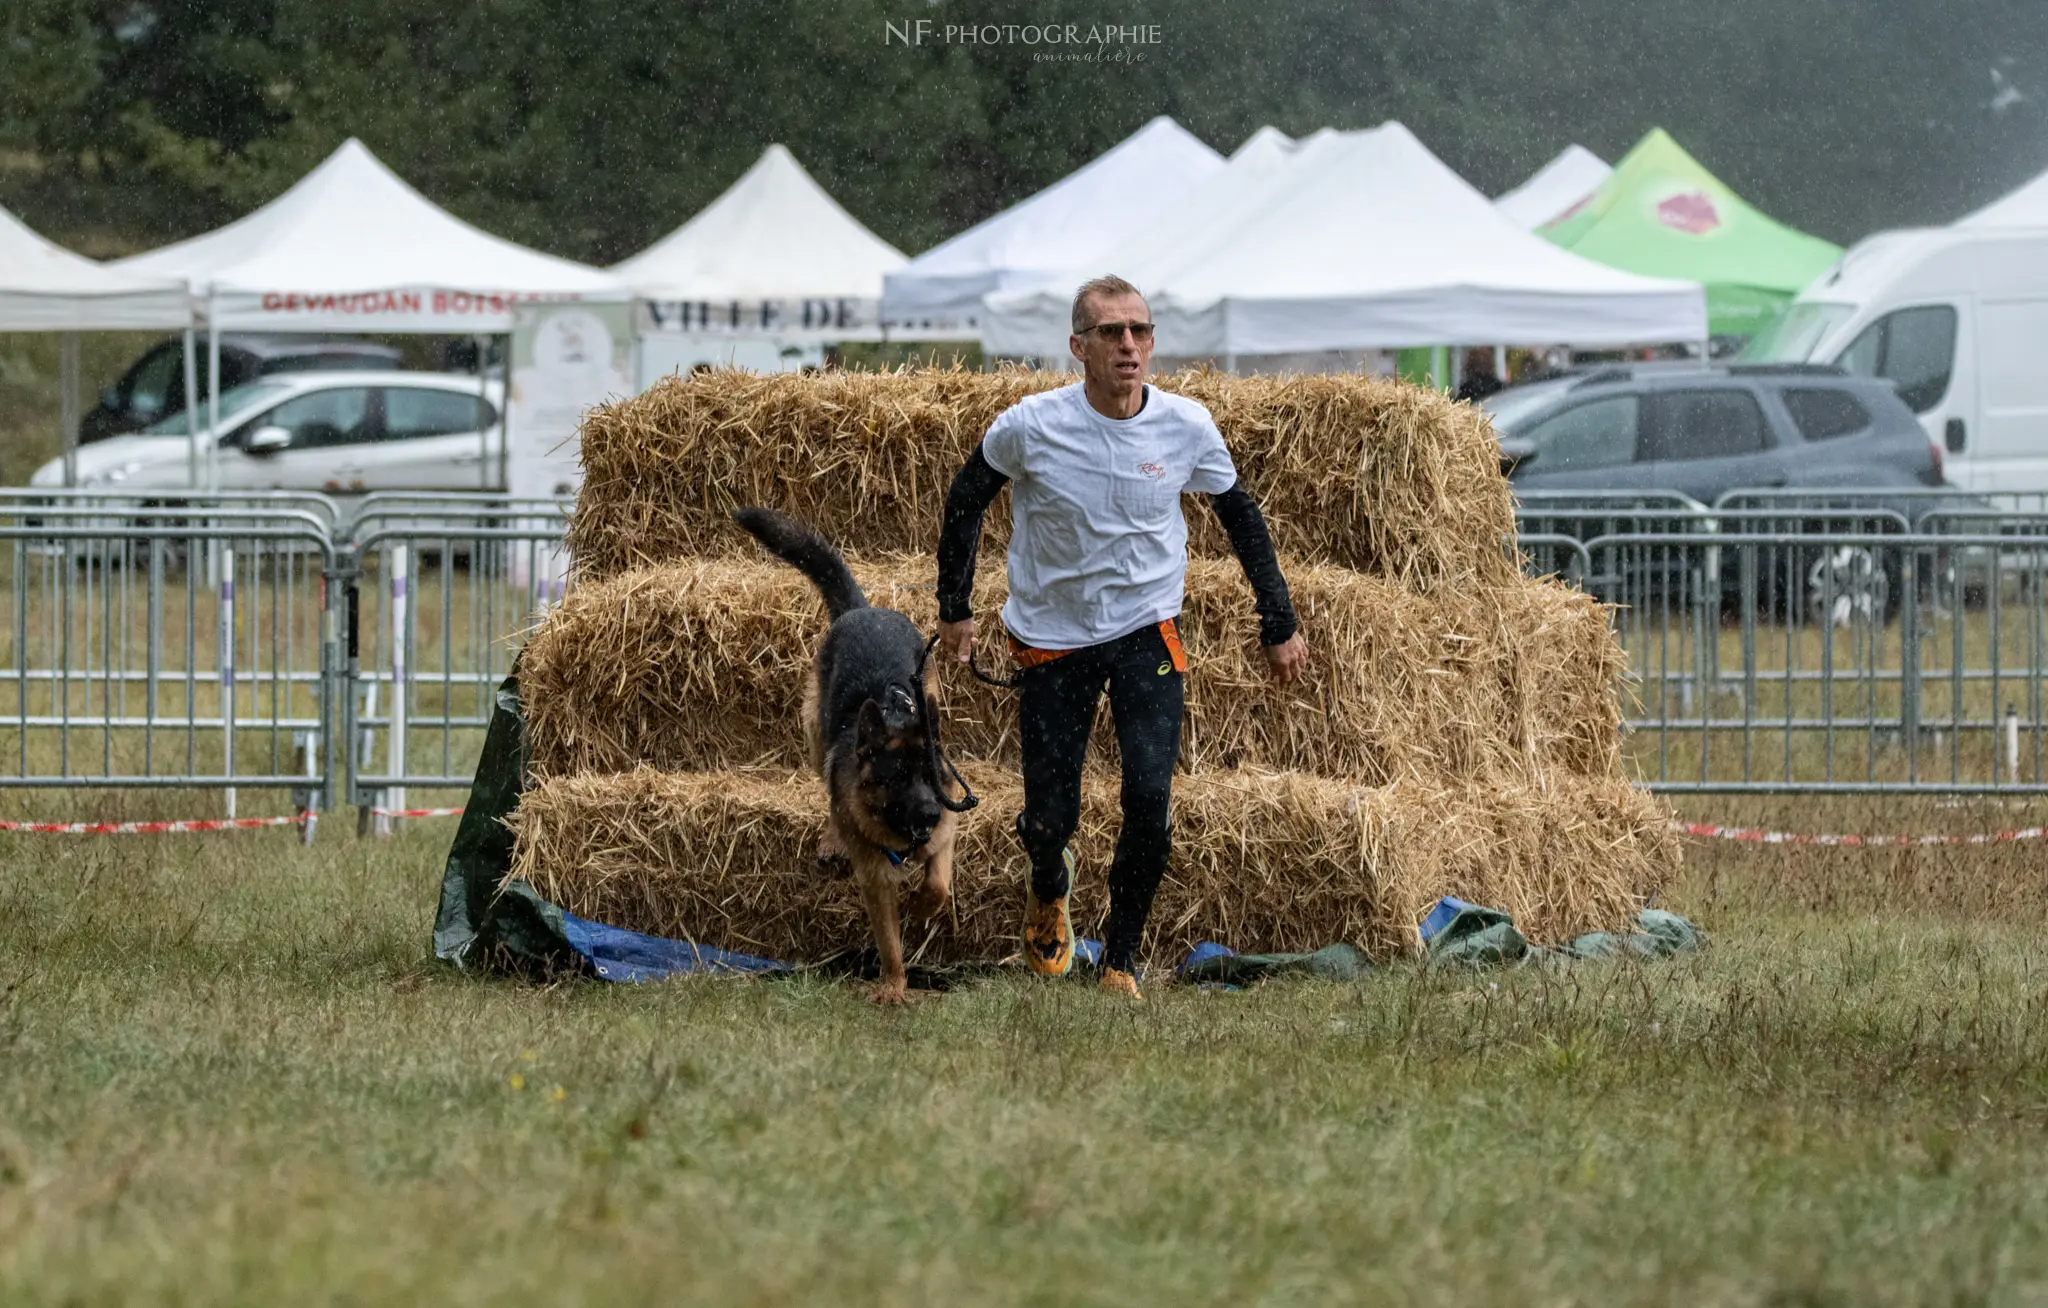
{"left": 1742, "top": 226, "right": 2048, "bottom": 496}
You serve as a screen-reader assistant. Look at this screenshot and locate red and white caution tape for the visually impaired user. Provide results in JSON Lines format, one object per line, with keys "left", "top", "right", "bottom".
{"left": 1, "top": 808, "right": 2030, "bottom": 845}
{"left": 0, "top": 806, "right": 462, "bottom": 834}
{"left": 0, "top": 813, "right": 309, "bottom": 835}
{"left": 1674, "top": 819, "right": 2048, "bottom": 848}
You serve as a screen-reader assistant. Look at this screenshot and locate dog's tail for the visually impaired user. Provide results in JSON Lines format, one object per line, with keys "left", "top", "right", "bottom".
{"left": 733, "top": 507, "right": 867, "bottom": 619}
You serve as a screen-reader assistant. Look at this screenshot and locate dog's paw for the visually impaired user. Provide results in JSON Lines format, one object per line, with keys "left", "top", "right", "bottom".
{"left": 869, "top": 978, "right": 910, "bottom": 1006}
{"left": 902, "top": 882, "right": 952, "bottom": 922}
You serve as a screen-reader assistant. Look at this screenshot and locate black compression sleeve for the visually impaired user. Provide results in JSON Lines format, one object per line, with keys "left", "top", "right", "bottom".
{"left": 1208, "top": 485, "right": 1298, "bottom": 646}
{"left": 937, "top": 444, "right": 1009, "bottom": 622}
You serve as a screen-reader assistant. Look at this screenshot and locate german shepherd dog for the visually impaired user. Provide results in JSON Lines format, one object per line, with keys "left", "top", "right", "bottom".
{"left": 735, "top": 508, "right": 963, "bottom": 1004}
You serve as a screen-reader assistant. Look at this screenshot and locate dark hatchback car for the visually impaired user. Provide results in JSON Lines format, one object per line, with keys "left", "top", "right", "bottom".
{"left": 1485, "top": 363, "right": 1945, "bottom": 503}
{"left": 80, "top": 334, "right": 405, "bottom": 445}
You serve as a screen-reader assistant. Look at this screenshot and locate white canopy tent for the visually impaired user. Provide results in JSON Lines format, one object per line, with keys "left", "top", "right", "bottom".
{"left": 0, "top": 205, "right": 189, "bottom": 330}
{"left": 980, "top": 127, "right": 1318, "bottom": 359}
{"left": 1958, "top": 164, "right": 2048, "bottom": 227}
{"left": 1494, "top": 144, "right": 1612, "bottom": 229}
{"left": 1229, "top": 125, "right": 1295, "bottom": 166}
{"left": 113, "top": 138, "right": 628, "bottom": 489}
{"left": 987, "top": 123, "right": 1705, "bottom": 363}
{"left": 114, "top": 138, "right": 625, "bottom": 493}
{"left": 612, "top": 143, "right": 905, "bottom": 341}
{"left": 116, "top": 138, "right": 624, "bottom": 333}
{"left": 881, "top": 116, "right": 1225, "bottom": 337}
{"left": 0, "top": 205, "right": 193, "bottom": 485}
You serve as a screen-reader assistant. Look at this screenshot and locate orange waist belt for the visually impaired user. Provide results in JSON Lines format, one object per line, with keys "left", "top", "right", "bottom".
{"left": 1008, "top": 618, "right": 1187, "bottom": 674}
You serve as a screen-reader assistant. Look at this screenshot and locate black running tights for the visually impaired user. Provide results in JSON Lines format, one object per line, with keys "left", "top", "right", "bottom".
{"left": 1015, "top": 622, "right": 1184, "bottom": 973}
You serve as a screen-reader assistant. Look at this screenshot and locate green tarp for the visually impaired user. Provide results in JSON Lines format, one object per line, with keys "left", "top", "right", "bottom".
{"left": 1425, "top": 902, "right": 1704, "bottom": 969}
{"left": 432, "top": 664, "right": 584, "bottom": 977}
{"left": 1540, "top": 129, "right": 1841, "bottom": 337}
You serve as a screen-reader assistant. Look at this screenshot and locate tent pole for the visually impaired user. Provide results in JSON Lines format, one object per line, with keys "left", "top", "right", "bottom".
{"left": 206, "top": 293, "right": 221, "bottom": 497}
{"left": 58, "top": 333, "right": 79, "bottom": 488}
{"left": 182, "top": 324, "right": 201, "bottom": 489}
{"left": 496, "top": 333, "right": 511, "bottom": 493}
{"left": 206, "top": 292, "right": 222, "bottom": 589}
{"left": 476, "top": 334, "right": 490, "bottom": 492}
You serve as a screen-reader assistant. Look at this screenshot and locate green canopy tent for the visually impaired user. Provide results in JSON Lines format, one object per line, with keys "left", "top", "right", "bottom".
{"left": 1540, "top": 129, "right": 1840, "bottom": 338}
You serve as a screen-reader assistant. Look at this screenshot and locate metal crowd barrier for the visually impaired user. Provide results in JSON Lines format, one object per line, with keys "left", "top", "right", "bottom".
{"left": 3, "top": 491, "right": 2048, "bottom": 819}
{"left": 0, "top": 510, "right": 338, "bottom": 809}
{"left": 347, "top": 517, "right": 571, "bottom": 818}
{"left": 1555, "top": 529, "right": 2048, "bottom": 793}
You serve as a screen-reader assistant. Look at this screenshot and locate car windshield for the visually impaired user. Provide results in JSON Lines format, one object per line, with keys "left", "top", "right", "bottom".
{"left": 141, "top": 380, "right": 297, "bottom": 435}
{"left": 1480, "top": 380, "right": 1576, "bottom": 436}
{"left": 1738, "top": 302, "right": 1853, "bottom": 364}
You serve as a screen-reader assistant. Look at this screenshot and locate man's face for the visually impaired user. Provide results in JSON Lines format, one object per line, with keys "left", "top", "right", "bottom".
{"left": 1069, "top": 291, "right": 1154, "bottom": 388}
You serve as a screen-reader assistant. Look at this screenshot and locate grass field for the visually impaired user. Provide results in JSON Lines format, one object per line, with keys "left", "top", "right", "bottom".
{"left": 5, "top": 793, "right": 2048, "bottom": 1305}
{"left": 5, "top": 335, "right": 2048, "bottom": 1303}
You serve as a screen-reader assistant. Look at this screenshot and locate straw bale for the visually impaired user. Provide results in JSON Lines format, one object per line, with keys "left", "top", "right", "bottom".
{"left": 519, "top": 553, "right": 1622, "bottom": 784}
{"left": 568, "top": 367, "right": 1516, "bottom": 588}
{"left": 507, "top": 764, "right": 1675, "bottom": 967}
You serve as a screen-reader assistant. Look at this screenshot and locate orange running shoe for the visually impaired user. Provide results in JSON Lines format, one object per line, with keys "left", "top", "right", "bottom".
{"left": 1099, "top": 967, "right": 1144, "bottom": 1001}
{"left": 1021, "top": 848, "right": 1077, "bottom": 977}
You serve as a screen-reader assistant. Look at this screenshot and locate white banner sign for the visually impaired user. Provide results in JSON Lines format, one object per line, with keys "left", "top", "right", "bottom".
{"left": 507, "top": 301, "right": 633, "bottom": 595}
{"left": 638, "top": 297, "right": 885, "bottom": 339}
{"left": 210, "top": 288, "right": 624, "bottom": 334}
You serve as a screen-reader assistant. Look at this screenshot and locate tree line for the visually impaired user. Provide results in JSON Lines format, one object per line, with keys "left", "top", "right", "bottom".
{"left": 3, "top": 0, "right": 2044, "bottom": 263}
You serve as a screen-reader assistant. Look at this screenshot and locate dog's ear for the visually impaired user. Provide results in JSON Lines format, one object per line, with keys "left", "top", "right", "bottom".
{"left": 856, "top": 697, "right": 889, "bottom": 755}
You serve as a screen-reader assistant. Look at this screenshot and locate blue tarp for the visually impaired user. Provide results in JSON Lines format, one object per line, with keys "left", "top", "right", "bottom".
{"left": 564, "top": 917, "right": 1106, "bottom": 985}
{"left": 563, "top": 902, "right": 1699, "bottom": 986}
{"left": 562, "top": 912, "right": 792, "bottom": 982}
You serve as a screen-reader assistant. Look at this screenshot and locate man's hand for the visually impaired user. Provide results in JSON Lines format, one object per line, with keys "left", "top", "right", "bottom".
{"left": 1263, "top": 632, "right": 1308, "bottom": 684}
{"left": 937, "top": 617, "right": 976, "bottom": 664}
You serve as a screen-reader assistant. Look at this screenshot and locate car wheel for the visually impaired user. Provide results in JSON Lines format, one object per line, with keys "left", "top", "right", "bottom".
{"left": 1806, "top": 545, "right": 1892, "bottom": 628}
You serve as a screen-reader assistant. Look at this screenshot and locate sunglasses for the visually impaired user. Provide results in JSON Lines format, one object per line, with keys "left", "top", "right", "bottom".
{"left": 1083, "top": 320, "right": 1155, "bottom": 342}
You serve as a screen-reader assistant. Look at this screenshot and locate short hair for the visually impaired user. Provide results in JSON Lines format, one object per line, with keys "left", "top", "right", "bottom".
{"left": 1071, "top": 275, "right": 1146, "bottom": 334}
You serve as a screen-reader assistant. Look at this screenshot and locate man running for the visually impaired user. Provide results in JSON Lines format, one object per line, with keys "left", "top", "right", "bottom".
{"left": 934, "top": 275, "right": 1307, "bottom": 1000}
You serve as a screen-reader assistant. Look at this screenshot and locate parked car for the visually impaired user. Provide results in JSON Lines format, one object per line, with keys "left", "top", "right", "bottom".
{"left": 79, "top": 335, "right": 407, "bottom": 445}
{"left": 1488, "top": 362, "right": 1945, "bottom": 502}
{"left": 1488, "top": 363, "right": 1949, "bottom": 620}
{"left": 36, "top": 371, "right": 504, "bottom": 496}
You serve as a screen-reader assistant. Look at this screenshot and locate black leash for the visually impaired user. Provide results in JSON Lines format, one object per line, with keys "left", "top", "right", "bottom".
{"left": 951, "top": 632, "right": 1022, "bottom": 690}
{"left": 917, "top": 633, "right": 985, "bottom": 813}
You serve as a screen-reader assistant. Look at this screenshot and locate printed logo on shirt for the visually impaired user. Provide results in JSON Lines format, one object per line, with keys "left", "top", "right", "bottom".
{"left": 1137, "top": 461, "right": 1166, "bottom": 481}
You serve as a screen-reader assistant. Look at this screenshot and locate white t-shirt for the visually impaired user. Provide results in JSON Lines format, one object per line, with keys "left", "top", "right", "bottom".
{"left": 982, "top": 383, "right": 1238, "bottom": 649}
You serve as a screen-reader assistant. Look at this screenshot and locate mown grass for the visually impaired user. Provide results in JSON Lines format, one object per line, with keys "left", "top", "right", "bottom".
{"left": 5, "top": 795, "right": 2048, "bottom": 1305}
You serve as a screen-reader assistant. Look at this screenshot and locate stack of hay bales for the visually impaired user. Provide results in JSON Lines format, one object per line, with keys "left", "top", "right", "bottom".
{"left": 508, "top": 368, "right": 1677, "bottom": 968}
